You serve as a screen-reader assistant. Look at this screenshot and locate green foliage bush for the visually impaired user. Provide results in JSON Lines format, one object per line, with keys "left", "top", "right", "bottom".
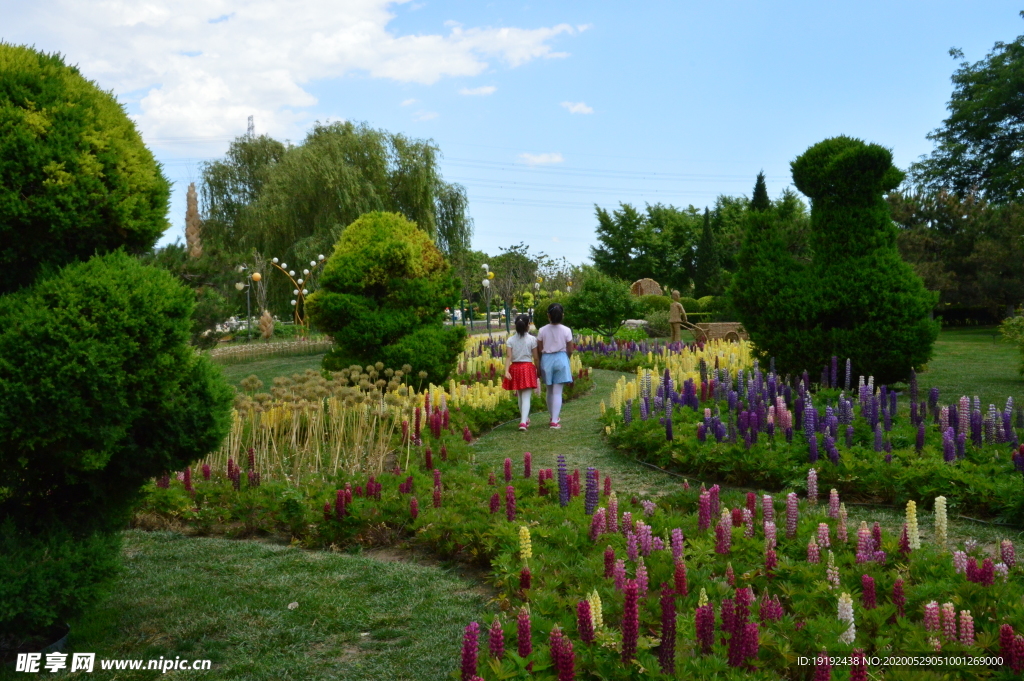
{"left": 731, "top": 139, "right": 939, "bottom": 384}
{"left": 644, "top": 309, "right": 671, "bottom": 338}
{"left": 1001, "top": 312, "right": 1024, "bottom": 376}
{"left": 561, "top": 268, "right": 640, "bottom": 337}
{"left": 306, "top": 212, "right": 466, "bottom": 385}
{"left": 637, "top": 294, "right": 670, "bottom": 313}
{"left": 0, "top": 44, "right": 170, "bottom": 295}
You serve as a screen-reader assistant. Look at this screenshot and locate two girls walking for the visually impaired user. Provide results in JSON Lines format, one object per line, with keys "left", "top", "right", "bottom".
{"left": 502, "top": 303, "right": 575, "bottom": 430}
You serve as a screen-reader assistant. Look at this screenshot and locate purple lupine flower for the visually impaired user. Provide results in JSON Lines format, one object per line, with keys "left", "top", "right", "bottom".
{"left": 557, "top": 455, "right": 569, "bottom": 507}
{"left": 585, "top": 467, "right": 599, "bottom": 515}
{"left": 461, "top": 622, "right": 479, "bottom": 681}
{"left": 874, "top": 423, "right": 883, "bottom": 452}
{"left": 621, "top": 579, "right": 639, "bottom": 663}
{"left": 659, "top": 583, "right": 676, "bottom": 674}
{"left": 638, "top": 521, "right": 653, "bottom": 556}
{"left": 626, "top": 531, "right": 639, "bottom": 563}
{"left": 613, "top": 559, "right": 626, "bottom": 591}
{"left": 943, "top": 427, "right": 955, "bottom": 462}
{"left": 846, "top": 424, "right": 854, "bottom": 448}
{"left": 786, "top": 493, "right": 798, "bottom": 539}
{"left": 916, "top": 422, "right": 925, "bottom": 452}
{"left": 505, "top": 485, "right": 516, "bottom": 522}
{"left": 489, "top": 616, "right": 504, "bottom": 660}
{"left": 695, "top": 603, "right": 715, "bottom": 654}
{"left": 636, "top": 557, "right": 649, "bottom": 598}
{"left": 671, "top": 528, "right": 684, "bottom": 560}
{"left": 576, "top": 600, "right": 594, "bottom": 645}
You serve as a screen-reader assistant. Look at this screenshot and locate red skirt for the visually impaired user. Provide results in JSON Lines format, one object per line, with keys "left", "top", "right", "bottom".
{"left": 502, "top": 362, "right": 538, "bottom": 391}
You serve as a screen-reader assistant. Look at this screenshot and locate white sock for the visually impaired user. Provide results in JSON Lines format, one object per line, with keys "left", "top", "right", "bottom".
{"left": 519, "top": 389, "right": 532, "bottom": 423}
{"left": 548, "top": 383, "right": 564, "bottom": 422}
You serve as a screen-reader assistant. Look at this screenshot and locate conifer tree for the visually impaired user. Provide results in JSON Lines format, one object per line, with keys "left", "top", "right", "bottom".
{"left": 693, "top": 208, "right": 721, "bottom": 297}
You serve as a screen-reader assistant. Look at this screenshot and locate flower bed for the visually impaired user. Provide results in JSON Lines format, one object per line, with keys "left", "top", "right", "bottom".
{"left": 597, "top": 343, "right": 1024, "bottom": 526}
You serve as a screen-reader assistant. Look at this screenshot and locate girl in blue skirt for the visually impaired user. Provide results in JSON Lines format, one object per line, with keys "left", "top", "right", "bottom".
{"left": 536, "top": 303, "right": 575, "bottom": 429}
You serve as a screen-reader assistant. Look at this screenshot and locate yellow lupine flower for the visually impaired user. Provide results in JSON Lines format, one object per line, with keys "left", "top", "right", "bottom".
{"left": 519, "top": 526, "right": 532, "bottom": 560}
{"left": 906, "top": 500, "right": 921, "bottom": 550}
{"left": 934, "top": 496, "right": 947, "bottom": 550}
{"left": 588, "top": 589, "right": 603, "bottom": 629}
{"left": 698, "top": 588, "right": 708, "bottom": 607}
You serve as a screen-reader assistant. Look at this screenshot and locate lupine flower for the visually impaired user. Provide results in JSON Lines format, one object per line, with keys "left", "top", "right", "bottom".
{"left": 893, "top": 578, "right": 905, "bottom": 618}
{"left": 941, "top": 603, "right": 957, "bottom": 642}
{"left": 807, "top": 468, "right": 818, "bottom": 503}
{"left": 838, "top": 593, "right": 856, "bottom": 644}
{"left": 585, "top": 468, "right": 599, "bottom": 515}
{"left": 695, "top": 602, "right": 715, "bottom": 654}
{"left": 1014, "top": 634, "right": 1024, "bottom": 673}
{"left": 813, "top": 649, "right": 831, "bottom": 681}
{"left": 425, "top": 447, "right": 433, "bottom": 469}
{"left": 335, "top": 489, "right": 347, "bottom": 519}
{"left": 462, "top": 425, "right": 472, "bottom": 443}
{"left": 808, "top": 538, "right": 820, "bottom": 563}
{"left": 636, "top": 558, "right": 649, "bottom": 598}
{"left": 786, "top": 493, "right": 799, "bottom": 539}
{"left": 924, "top": 601, "right": 940, "bottom": 633}
{"left": 434, "top": 469, "right": 442, "bottom": 488}
{"left": 743, "top": 508, "right": 754, "bottom": 538}
{"left": 959, "top": 610, "right": 974, "bottom": 646}
{"left": 608, "top": 492, "right": 619, "bottom": 533}
{"left": 613, "top": 559, "right": 626, "bottom": 591}
{"left": 826, "top": 551, "right": 840, "bottom": 589}
{"left": 816, "top": 522, "right": 830, "bottom": 548}
{"left": 698, "top": 587, "right": 708, "bottom": 607}
{"left": 410, "top": 496, "right": 419, "bottom": 520}
{"left": 762, "top": 494, "right": 774, "bottom": 523}
{"left": 519, "top": 526, "right": 532, "bottom": 560}
{"left": 981, "top": 557, "right": 995, "bottom": 586}
{"left": 523, "top": 451, "right": 532, "bottom": 478}
{"left": 557, "top": 455, "right": 569, "bottom": 507}
{"left": 861, "top": 575, "right": 876, "bottom": 609}
{"left": 716, "top": 511, "right": 732, "bottom": 554}
{"left": 764, "top": 521, "right": 777, "bottom": 550}
{"left": 855, "top": 522, "right": 873, "bottom": 563}
{"left": 604, "top": 475, "right": 612, "bottom": 496}
{"left": 433, "top": 485, "right": 442, "bottom": 509}
{"left": 621, "top": 579, "right": 639, "bottom": 663}
{"left": 604, "top": 546, "right": 615, "bottom": 577}
{"left": 828, "top": 489, "right": 839, "bottom": 518}
{"left": 898, "top": 523, "right": 911, "bottom": 557}
{"left": 517, "top": 607, "right": 532, "bottom": 662}
{"left": 725, "top": 562, "right": 736, "bottom": 586}
{"left": 590, "top": 510, "right": 605, "bottom": 542}
{"left": 998, "top": 624, "right": 1015, "bottom": 669}
{"left": 504, "top": 457, "right": 513, "bottom": 482}
{"left": 671, "top": 528, "right": 684, "bottom": 561}
{"left": 710, "top": 484, "right": 720, "bottom": 518}
{"left": 727, "top": 587, "right": 754, "bottom": 668}
{"left": 506, "top": 485, "right": 516, "bottom": 522}
{"left": 576, "top": 599, "right": 595, "bottom": 644}
{"left": 626, "top": 531, "right": 639, "bottom": 563}
{"left": 996, "top": 562, "right": 1010, "bottom": 582}
{"left": 489, "top": 493, "right": 500, "bottom": 514}
{"left": 461, "top": 622, "right": 479, "bottom": 681}
{"left": 765, "top": 548, "right": 777, "bottom": 572}
{"left": 659, "top": 583, "right": 677, "bottom": 674}
{"left": 201, "top": 463, "right": 211, "bottom": 481}
{"left": 933, "top": 496, "right": 948, "bottom": 549}
{"left": 906, "top": 501, "right": 920, "bottom": 549}
{"left": 588, "top": 589, "right": 603, "bottom": 629}
{"left": 519, "top": 566, "right": 531, "bottom": 591}
{"left": 1001, "top": 539, "right": 1016, "bottom": 568}
{"left": 698, "top": 491, "right": 712, "bottom": 531}
{"left": 488, "top": 471, "right": 496, "bottom": 486}
{"left": 871, "top": 522, "right": 882, "bottom": 553}
{"left": 674, "top": 559, "right": 688, "bottom": 596}
{"left": 489, "top": 616, "right": 504, "bottom": 660}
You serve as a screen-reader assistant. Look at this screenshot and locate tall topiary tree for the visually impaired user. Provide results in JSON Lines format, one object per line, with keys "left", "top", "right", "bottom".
{"left": 732, "top": 140, "right": 939, "bottom": 384}
{"left": 0, "top": 43, "right": 171, "bottom": 295}
{"left": 0, "top": 45, "right": 233, "bottom": 639}
{"left": 306, "top": 212, "right": 466, "bottom": 385}
{"left": 692, "top": 208, "right": 721, "bottom": 297}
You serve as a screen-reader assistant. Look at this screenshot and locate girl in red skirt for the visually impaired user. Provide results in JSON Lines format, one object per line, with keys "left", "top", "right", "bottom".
{"left": 502, "top": 314, "right": 540, "bottom": 431}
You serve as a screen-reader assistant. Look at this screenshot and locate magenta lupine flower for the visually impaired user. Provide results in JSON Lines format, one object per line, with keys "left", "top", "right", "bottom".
{"left": 608, "top": 494, "right": 619, "bottom": 533}
{"left": 762, "top": 494, "right": 774, "bottom": 523}
{"left": 1001, "top": 539, "right": 1016, "bottom": 569}
{"left": 716, "top": 514, "right": 732, "bottom": 554}
{"left": 861, "top": 575, "right": 877, "bottom": 609}
{"left": 998, "top": 624, "right": 1015, "bottom": 668}
{"left": 1014, "top": 635, "right": 1024, "bottom": 673}
{"left": 433, "top": 468, "right": 442, "bottom": 488}
{"left": 765, "top": 548, "right": 777, "bottom": 573}
{"left": 461, "top": 622, "right": 479, "bottom": 681}
{"left": 488, "top": 470, "right": 496, "bottom": 486}
{"left": 621, "top": 579, "right": 639, "bottom": 663}
{"left": 489, "top": 616, "right": 504, "bottom": 660}
{"left": 893, "top": 578, "right": 906, "bottom": 618}
{"left": 817, "top": 523, "right": 830, "bottom": 548}
{"left": 808, "top": 538, "right": 820, "bottom": 564}
{"left": 747, "top": 491, "right": 757, "bottom": 519}
{"left": 604, "top": 546, "right": 615, "bottom": 577}
{"left": 959, "top": 610, "right": 974, "bottom": 646}
{"left": 658, "top": 583, "right": 677, "bottom": 674}
{"left": 856, "top": 524, "right": 872, "bottom": 563}
{"left": 698, "top": 491, "right": 712, "bottom": 531}
{"left": 671, "top": 528, "right": 684, "bottom": 560}
{"left": 604, "top": 475, "right": 612, "bottom": 496}
{"left": 807, "top": 468, "right": 818, "bottom": 504}
{"left": 335, "top": 489, "right": 347, "bottom": 519}
{"left": 674, "top": 560, "right": 688, "bottom": 596}
{"left": 505, "top": 485, "right": 516, "bottom": 522}
{"left": 553, "top": 628, "right": 575, "bottom": 681}
{"left": 637, "top": 558, "right": 649, "bottom": 598}
{"left": 519, "top": 566, "right": 531, "bottom": 591}
{"left": 764, "top": 521, "right": 777, "bottom": 550}
{"left": 621, "top": 510, "right": 633, "bottom": 535}
{"left": 613, "top": 559, "right": 626, "bottom": 591}
{"left": 898, "top": 524, "right": 911, "bottom": 557}
{"left": 828, "top": 489, "right": 839, "bottom": 518}
{"left": 247, "top": 469, "right": 261, "bottom": 487}
{"left": 590, "top": 509, "right": 605, "bottom": 542}
{"left": 523, "top": 451, "right": 532, "bottom": 478}
{"left": 941, "top": 603, "right": 957, "bottom": 642}
{"left": 924, "top": 601, "right": 940, "bottom": 633}
{"left": 871, "top": 522, "right": 882, "bottom": 553}
{"left": 745, "top": 621, "right": 759, "bottom": 661}
{"left": 504, "top": 457, "right": 513, "bottom": 482}
{"left": 731, "top": 508, "right": 744, "bottom": 527}
{"left": 441, "top": 443, "right": 448, "bottom": 461}
{"left": 433, "top": 485, "right": 442, "bottom": 509}
{"left": 710, "top": 484, "right": 720, "bottom": 518}
{"left": 759, "top": 592, "right": 784, "bottom": 622}
{"left": 489, "top": 492, "right": 500, "bottom": 514}
{"left": 728, "top": 587, "right": 753, "bottom": 667}
{"left": 695, "top": 603, "right": 715, "bottom": 654}
{"left": 410, "top": 496, "right": 419, "bottom": 520}
{"left": 720, "top": 598, "right": 735, "bottom": 642}
{"left": 726, "top": 562, "right": 736, "bottom": 586}
{"left": 322, "top": 501, "right": 331, "bottom": 522}
{"left": 517, "top": 607, "right": 532, "bottom": 662}
{"left": 201, "top": 463, "right": 211, "bottom": 481}
{"left": 576, "top": 599, "right": 594, "bottom": 644}
{"left": 183, "top": 466, "right": 193, "bottom": 495}
{"left": 981, "top": 558, "right": 995, "bottom": 586}
{"left": 966, "top": 557, "right": 979, "bottom": 581}
{"left": 626, "top": 531, "right": 639, "bottom": 562}
{"left": 463, "top": 425, "right": 472, "bottom": 443}
{"left": 425, "top": 447, "right": 433, "bottom": 470}
{"left": 850, "top": 649, "right": 868, "bottom": 681}
{"left": 813, "top": 650, "right": 831, "bottom": 681}
{"left": 785, "top": 493, "right": 798, "bottom": 539}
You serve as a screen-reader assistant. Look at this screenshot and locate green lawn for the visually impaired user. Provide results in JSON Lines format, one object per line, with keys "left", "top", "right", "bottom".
{"left": 219, "top": 354, "right": 326, "bottom": 389}
{"left": 918, "top": 326, "right": 1022, "bottom": 409}
{"left": 54, "top": 532, "right": 488, "bottom": 681}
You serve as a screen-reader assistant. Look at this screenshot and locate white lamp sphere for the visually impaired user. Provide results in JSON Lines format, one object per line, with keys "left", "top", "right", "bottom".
{"left": 310, "top": 261, "right": 316, "bottom": 267}
{"left": 289, "top": 270, "right": 295, "bottom": 276}
{"left": 272, "top": 257, "right": 279, "bottom": 263}
{"left": 297, "top": 278, "right": 304, "bottom": 285}
{"left": 303, "top": 269, "right": 310, "bottom": 275}
{"left": 293, "top": 289, "right": 299, "bottom": 296}
{"left": 318, "top": 254, "right": 325, "bottom": 260}
{"left": 302, "top": 289, "right": 308, "bottom": 295}
{"left": 235, "top": 282, "right": 244, "bottom": 291}
{"left": 281, "top": 263, "right": 287, "bottom": 269}
{"left": 291, "top": 300, "right": 297, "bottom": 306}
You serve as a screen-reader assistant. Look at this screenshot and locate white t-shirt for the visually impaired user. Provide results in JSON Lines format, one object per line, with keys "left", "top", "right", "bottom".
{"left": 537, "top": 323, "right": 573, "bottom": 354}
{"left": 507, "top": 333, "right": 537, "bottom": 363}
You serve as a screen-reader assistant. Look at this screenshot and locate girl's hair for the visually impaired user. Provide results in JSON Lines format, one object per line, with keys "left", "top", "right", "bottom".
{"left": 547, "top": 302, "right": 564, "bottom": 324}
{"left": 514, "top": 314, "right": 530, "bottom": 337}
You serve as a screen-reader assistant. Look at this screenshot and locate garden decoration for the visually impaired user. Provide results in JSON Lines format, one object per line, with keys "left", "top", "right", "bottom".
{"left": 269, "top": 254, "right": 325, "bottom": 328}
{"left": 630, "top": 278, "right": 663, "bottom": 296}
{"left": 668, "top": 289, "right": 687, "bottom": 343}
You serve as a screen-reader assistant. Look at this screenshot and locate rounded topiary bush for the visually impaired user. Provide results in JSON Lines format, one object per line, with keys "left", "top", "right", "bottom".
{"left": 638, "top": 294, "right": 671, "bottom": 313}
{"left": 0, "top": 44, "right": 170, "bottom": 295}
{"left": 307, "top": 211, "right": 465, "bottom": 385}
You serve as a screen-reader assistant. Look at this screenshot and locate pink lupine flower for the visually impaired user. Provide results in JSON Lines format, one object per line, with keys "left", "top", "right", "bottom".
{"left": 698, "top": 491, "right": 712, "bottom": 531}
{"left": 995, "top": 562, "right": 1009, "bottom": 582}
{"left": 959, "top": 610, "right": 974, "bottom": 646}
{"left": 576, "top": 599, "right": 594, "bottom": 645}
{"left": 764, "top": 521, "right": 777, "bottom": 550}
{"left": 613, "top": 559, "right": 626, "bottom": 591}
{"left": 433, "top": 485, "right": 441, "bottom": 509}
{"left": 674, "top": 560, "right": 688, "bottom": 596}
{"left": 621, "top": 579, "right": 639, "bottom": 663}
{"left": 807, "top": 468, "right": 818, "bottom": 504}
{"left": 608, "top": 494, "right": 619, "bottom": 533}
{"left": 671, "top": 528, "right": 684, "bottom": 560}
{"left": 636, "top": 558, "right": 649, "bottom": 598}
{"left": 523, "top": 452, "right": 532, "bottom": 478}
{"left": 489, "top": 616, "right": 504, "bottom": 659}
{"left": 716, "top": 513, "right": 732, "bottom": 554}
{"left": 861, "top": 575, "right": 876, "bottom": 609}
{"left": 725, "top": 562, "right": 735, "bottom": 587}
{"left": 488, "top": 471, "right": 496, "bottom": 486}
{"left": 505, "top": 485, "right": 516, "bottom": 522}
{"left": 765, "top": 548, "right": 777, "bottom": 573}
{"left": 762, "top": 494, "right": 774, "bottom": 523}
{"left": 504, "top": 457, "right": 513, "bottom": 482}
{"left": 461, "top": 622, "right": 479, "bottom": 681}
{"left": 828, "top": 489, "right": 839, "bottom": 518}
{"left": 786, "top": 493, "right": 799, "bottom": 539}
{"left": 941, "top": 603, "right": 957, "bottom": 642}
{"left": 604, "top": 546, "right": 615, "bottom": 578}
{"left": 621, "top": 511, "right": 633, "bottom": 535}
{"left": 856, "top": 523, "right": 873, "bottom": 563}
{"left": 807, "top": 538, "right": 820, "bottom": 564}
{"left": 746, "top": 491, "right": 757, "bottom": 519}
{"left": 1001, "top": 539, "right": 1016, "bottom": 569}
{"left": 741, "top": 508, "right": 754, "bottom": 538}
{"left": 463, "top": 425, "right": 472, "bottom": 443}
{"left": 924, "top": 601, "right": 940, "bottom": 633}
{"left": 590, "top": 509, "right": 605, "bottom": 542}
{"left": 818, "top": 523, "right": 830, "bottom": 548}
{"left": 433, "top": 469, "right": 441, "bottom": 488}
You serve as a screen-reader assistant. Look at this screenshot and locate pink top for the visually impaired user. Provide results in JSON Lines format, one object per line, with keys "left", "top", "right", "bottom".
{"left": 537, "top": 323, "right": 573, "bottom": 354}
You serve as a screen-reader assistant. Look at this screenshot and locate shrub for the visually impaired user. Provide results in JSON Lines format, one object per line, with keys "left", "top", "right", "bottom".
{"left": 1001, "top": 311, "right": 1024, "bottom": 376}
{"left": 306, "top": 212, "right": 466, "bottom": 385}
{"left": 638, "top": 294, "right": 671, "bottom": 313}
{"left": 0, "top": 44, "right": 170, "bottom": 295}
{"left": 732, "top": 140, "right": 939, "bottom": 384}
{"left": 561, "top": 268, "right": 641, "bottom": 337}
{"left": 644, "top": 309, "right": 671, "bottom": 338}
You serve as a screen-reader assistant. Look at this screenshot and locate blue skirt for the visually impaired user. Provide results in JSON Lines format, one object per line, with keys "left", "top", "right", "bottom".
{"left": 540, "top": 351, "right": 573, "bottom": 385}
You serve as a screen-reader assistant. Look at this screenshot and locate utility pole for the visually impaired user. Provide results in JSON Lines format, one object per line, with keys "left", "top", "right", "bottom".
{"left": 247, "top": 115, "right": 254, "bottom": 138}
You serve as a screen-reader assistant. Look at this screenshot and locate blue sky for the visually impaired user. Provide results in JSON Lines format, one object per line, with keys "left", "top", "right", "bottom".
{"left": 3, "top": 1, "right": 1019, "bottom": 262}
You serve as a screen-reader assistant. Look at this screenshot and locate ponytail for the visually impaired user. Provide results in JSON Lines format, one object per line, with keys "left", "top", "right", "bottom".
{"left": 514, "top": 314, "right": 530, "bottom": 337}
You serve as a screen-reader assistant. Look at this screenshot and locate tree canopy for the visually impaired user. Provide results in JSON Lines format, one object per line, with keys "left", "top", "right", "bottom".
{"left": 909, "top": 21, "right": 1024, "bottom": 203}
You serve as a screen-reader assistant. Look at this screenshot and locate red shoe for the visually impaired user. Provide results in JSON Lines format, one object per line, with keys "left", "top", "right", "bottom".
{"left": 519, "top": 422, "right": 528, "bottom": 431}
{"left": 550, "top": 420, "right": 561, "bottom": 430}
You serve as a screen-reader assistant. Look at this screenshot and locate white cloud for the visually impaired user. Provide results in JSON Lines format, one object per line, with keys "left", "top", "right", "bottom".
{"left": 459, "top": 85, "right": 496, "bottom": 96}
{"left": 576, "top": 24, "right": 592, "bottom": 33}
{"left": 519, "top": 152, "right": 564, "bottom": 165}
{"left": 413, "top": 110, "right": 438, "bottom": 121}
{"left": 10, "top": 1, "right": 581, "bottom": 148}
{"left": 401, "top": 98, "right": 418, "bottom": 106}
{"left": 560, "top": 101, "right": 593, "bottom": 114}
